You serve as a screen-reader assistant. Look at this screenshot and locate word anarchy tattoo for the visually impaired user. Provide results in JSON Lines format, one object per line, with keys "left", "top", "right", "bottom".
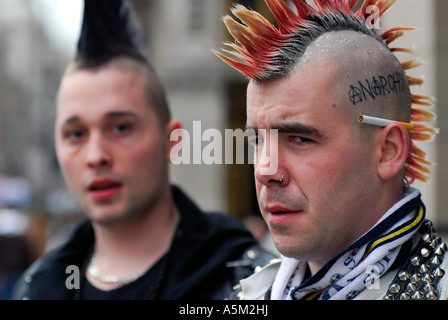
{"left": 349, "top": 71, "right": 406, "bottom": 106}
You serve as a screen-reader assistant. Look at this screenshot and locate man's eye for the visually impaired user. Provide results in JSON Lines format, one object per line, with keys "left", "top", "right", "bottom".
{"left": 64, "top": 129, "right": 85, "bottom": 141}
{"left": 291, "top": 136, "right": 313, "bottom": 144}
{"left": 112, "top": 123, "right": 132, "bottom": 134}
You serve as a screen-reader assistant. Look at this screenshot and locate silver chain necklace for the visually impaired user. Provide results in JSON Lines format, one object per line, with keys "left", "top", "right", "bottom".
{"left": 87, "top": 256, "right": 145, "bottom": 285}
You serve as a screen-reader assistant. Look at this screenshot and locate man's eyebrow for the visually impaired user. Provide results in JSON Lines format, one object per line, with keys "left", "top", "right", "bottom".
{"left": 104, "top": 111, "right": 138, "bottom": 119}
{"left": 61, "top": 116, "right": 81, "bottom": 126}
{"left": 275, "top": 123, "right": 325, "bottom": 138}
{"left": 61, "top": 111, "right": 137, "bottom": 126}
{"left": 245, "top": 123, "right": 325, "bottom": 138}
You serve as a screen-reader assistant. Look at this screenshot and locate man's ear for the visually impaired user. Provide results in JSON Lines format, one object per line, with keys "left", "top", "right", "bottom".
{"left": 165, "top": 120, "right": 183, "bottom": 162}
{"left": 377, "top": 123, "right": 410, "bottom": 181}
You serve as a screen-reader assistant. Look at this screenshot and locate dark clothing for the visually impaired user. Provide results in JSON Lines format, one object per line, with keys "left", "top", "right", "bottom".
{"left": 12, "top": 186, "right": 274, "bottom": 300}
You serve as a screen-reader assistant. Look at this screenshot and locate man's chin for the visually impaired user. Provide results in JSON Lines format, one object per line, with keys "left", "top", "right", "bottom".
{"left": 90, "top": 214, "right": 125, "bottom": 227}
{"left": 88, "top": 205, "right": 130, "bottom": 227}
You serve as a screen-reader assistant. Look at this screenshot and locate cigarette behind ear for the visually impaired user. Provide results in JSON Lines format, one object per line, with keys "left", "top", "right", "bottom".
{"left": 358, "top": 115, "right": 415, "bottom": 131}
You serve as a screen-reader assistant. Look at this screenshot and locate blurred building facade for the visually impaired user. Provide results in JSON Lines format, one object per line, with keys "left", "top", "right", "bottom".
{"left": 0, "top": 1, "right": 68, "bottom": 292}
{"left": 0, "top": 0, "right": 68, "bottom": 212}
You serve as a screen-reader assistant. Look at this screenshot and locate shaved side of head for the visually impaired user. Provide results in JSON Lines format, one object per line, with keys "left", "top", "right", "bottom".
{"left": 295, "top": 30, "right": 412, "bottom": 126}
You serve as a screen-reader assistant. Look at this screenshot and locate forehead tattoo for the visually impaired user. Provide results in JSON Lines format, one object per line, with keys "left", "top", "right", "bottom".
{"left": 348, "top": 71, "right": 406, "bottom": 106}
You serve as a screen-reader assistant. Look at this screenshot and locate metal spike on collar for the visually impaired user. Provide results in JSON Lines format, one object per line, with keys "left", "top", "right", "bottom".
{"left": 398, "top": 271, "right": 410, "bottom": 281}
{"left": 434, "top": 246, "right": 445, "bottom": 256}
{"left": 430, "top": 239, "right": 439, "bottom": 249}
{"left": 419, "top": 264, "right": 430, "bottom": 273}
{"left": 406, "top": 283, "right": 417, "bottom": 293}
{"left": 426, "top": 291, "right": 438, "bottom": 300}
{"left": 424, "top": 283, "right": 435, "bottom": 292}
{"left": 422, "top": 234, "right": 432, "bottom": 244}
{"left": 435, "top": 245, "right": 445, "bottom": 256}
{"left": 431, "top": 256, "right": 442, "bottom": 266}
{"left": 411, "top": 273, "right": 422, "bottom": 284}
{"left": 389, "top": 284, "right": 401, "bottom": 294}
{"left": 433, "top": 267, "right": 445, "bottom": 278}
{"left": 411, "top": 256, "right": 421, "bottom": 267}
{"left": 412, "top": 291, "right": 424, "bottom": 300}
{"left": 421, "top": 248, "right": 431, "bottom": 258}
{"left": 400, "top": 292, "right": 411, "bottom": 300}
{"left": 423, "top": 274, "right": 434, "bottom": 283}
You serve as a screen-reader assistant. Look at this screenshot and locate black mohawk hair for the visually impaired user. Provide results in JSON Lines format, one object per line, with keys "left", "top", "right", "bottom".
{"left": 76, "top": 0, "right": 147, "bottom": 68}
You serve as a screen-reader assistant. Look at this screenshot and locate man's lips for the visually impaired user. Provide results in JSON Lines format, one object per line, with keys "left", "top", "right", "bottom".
{"left": 87, "top": 178, "right": 123, "bottom": 201}
{"left": 265, "top": 205, "right": 301, "bottom": 215}
{"left": 264, "top": 205, "right": 303, "bottom": 225}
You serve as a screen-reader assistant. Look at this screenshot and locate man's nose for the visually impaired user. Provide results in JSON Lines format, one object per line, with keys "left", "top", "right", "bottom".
{"left": 254, "top": 133, "right": 284, "bottom": 186}
{"left": 85, "top": 132, "right": 112, "bottom": 170}
{"left": 255, "top": 165, "right": 286, "bottom": 186}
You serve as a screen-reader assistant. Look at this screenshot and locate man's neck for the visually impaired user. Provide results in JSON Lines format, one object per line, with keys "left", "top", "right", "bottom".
{"left": 87, "top": 189, "right": 180, "bottom": 290}
{"left": 307, "top": 183, "right": 408, "bottom": 277}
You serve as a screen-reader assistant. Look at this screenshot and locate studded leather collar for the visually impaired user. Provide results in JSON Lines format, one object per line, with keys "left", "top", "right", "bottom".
{"left": 384, "top": 220, "right": 446, "bottom": 300}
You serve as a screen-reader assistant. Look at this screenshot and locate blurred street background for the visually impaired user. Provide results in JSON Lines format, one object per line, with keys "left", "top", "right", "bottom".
{"left": 0, "top": 0, "right": 446, "bottom": 299}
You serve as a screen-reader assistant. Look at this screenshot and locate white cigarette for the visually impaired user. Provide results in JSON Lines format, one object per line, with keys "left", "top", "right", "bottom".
{"left": 358, "top": 115, "right": 414, "bottom": 131}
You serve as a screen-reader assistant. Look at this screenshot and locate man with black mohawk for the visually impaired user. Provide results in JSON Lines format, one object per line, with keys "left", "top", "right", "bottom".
{"left": 12, "top": 0, "right": 273, "bottom": 300}
{"left": 215, "top": 0, "right": 448, "bottom": 300}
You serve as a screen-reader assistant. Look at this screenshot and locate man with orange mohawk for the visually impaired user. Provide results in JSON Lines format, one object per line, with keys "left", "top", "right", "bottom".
{"left": 216, "top": 0, "right": 447, "bottom": 300}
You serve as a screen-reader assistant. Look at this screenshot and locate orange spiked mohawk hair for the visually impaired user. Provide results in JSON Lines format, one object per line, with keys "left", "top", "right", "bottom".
{"left": 215, "top": 0, "right": 437, "bottom": 184}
